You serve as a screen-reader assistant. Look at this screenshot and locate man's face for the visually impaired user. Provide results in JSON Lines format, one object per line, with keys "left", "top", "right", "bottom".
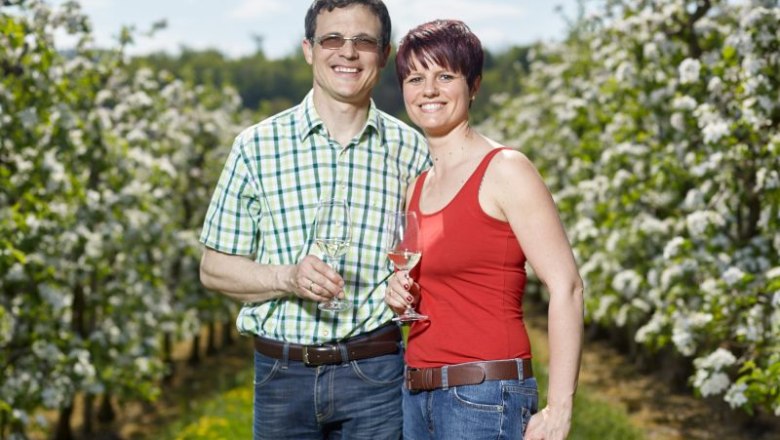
{"left": 303, "top": 4, "right": 389, "bottom": 106}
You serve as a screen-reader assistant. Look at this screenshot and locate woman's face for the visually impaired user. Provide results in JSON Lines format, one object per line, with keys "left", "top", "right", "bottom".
{"left": 401, "top": 56, "right": 473, "bottom": 137}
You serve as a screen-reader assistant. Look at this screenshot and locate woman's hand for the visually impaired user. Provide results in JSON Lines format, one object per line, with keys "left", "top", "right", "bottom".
{"left": 523, "top": 405, "right": 572, "bottom": 440}
{"left": 383, "top": 270, "right": 417, "bottom": 314}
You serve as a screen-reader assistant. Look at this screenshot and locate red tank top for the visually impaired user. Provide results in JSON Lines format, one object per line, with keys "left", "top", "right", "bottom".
{"left": 405, "top": 148, "right": 531, "bottom": 368}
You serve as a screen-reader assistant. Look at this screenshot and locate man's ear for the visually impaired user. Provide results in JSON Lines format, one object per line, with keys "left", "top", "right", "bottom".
{"left": 379, "top": 44, "right": 391, "bottom": 68}
{"left": 302, "top": 38, "right": 314, "bottom": 65}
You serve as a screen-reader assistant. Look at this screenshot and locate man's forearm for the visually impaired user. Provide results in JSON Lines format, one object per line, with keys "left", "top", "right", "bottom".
{"left": 199, "top": 247, "right": 294, "bottom": 303}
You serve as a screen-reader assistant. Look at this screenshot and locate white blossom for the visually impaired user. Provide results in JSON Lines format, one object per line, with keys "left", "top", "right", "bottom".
{"left": 722, "top": 266, "right": 746, "bottom": 286}
{"left": 672, "top": 323, "right": 696, "bottom": 356}
{"left": 756, "top": 168, "right": 779, "bottom": 190}
{"left": 673, "top": 95, "right": 698, "bottom": 111}
{"left": 725, "top": 383, "right": 749, "bottom": 408}
{"left": 686, "top": 210, "right": 724, "bottom": 237}
{"left": 702, "top": 120, "right": 730, "bottom": 144}
{"left": 679, "top": 58, "right": 701, "bottom": 84}
{"left": 696, "top": 348, "right": 737, "bottom": 370}
{"left": 670, "top": 113, "right": 686, "bottom": 131}
{"left": 663, "top": 236, "right": 687, "bottom": 259}
{"left": 707, "top": 76, "right": 725, "bottom": 94}
{"left": 636, "top": 311, "right": 666, "bottom": 343}
{"left": 698, "top": 372, "right": 731, "bottom": 397}
{"left": 612, "top": 270, "right": 642, "bottom": 298}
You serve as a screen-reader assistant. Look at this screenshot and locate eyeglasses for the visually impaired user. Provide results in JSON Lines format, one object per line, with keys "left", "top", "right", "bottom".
{"left": 312, "top": 34, "right": 381, "bottom": 52}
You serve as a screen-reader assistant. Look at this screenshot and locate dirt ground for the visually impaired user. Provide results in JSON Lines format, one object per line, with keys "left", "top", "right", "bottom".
{"left": 33, "top": 315, "right": 780, "bottom": 439}
{"left": 524, "top": 307, "right": 779, "bottom": 440}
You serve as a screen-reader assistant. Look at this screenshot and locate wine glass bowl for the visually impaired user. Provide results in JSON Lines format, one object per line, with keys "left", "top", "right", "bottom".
{"left": 314, "top": 199, "right": 352, "bottom": 312}
{"left": 386, "top": 211, "right": 428, "bottom": 322}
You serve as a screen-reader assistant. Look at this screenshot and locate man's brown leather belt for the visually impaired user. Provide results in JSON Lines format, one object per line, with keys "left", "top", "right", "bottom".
{"left": 253, "top": 324, "right": 401, "bottom": 366}
{"left": 405, "top": 358, "right": 533, "bottom": 391}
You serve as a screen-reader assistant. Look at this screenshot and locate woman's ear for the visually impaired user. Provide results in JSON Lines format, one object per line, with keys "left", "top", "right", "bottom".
{"left": 469, "top": 76, "right": 482, "bottom": 108}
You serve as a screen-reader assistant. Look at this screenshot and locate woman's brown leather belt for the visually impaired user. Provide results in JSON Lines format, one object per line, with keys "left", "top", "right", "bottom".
{"left": 253, "top": 323, "right": 401, "bottom": 366}
{"left": 405, "top": 358, "right": 533, "bottom": 391}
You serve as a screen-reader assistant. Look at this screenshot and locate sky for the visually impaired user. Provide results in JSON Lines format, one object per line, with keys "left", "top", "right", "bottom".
{"left": 60, "top": 0, "right": 585, "bottom": 59}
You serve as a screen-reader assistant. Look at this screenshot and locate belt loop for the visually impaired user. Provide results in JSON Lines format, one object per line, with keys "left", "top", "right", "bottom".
{"left": 515, "top": 358, "right": 523, "bottom": 380}
{"left": 281, "top": 343, "right": 290, "bottom": 370}
{"left": 338, "top": 343, "right": 349, "bottom": 364}
{"left": 441, "top": 365, "right": 449, "bottom": 390}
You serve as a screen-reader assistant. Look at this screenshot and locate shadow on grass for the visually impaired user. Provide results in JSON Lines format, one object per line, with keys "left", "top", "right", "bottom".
{"left": 152, "top": 333, "right": 643, "bottom": 440}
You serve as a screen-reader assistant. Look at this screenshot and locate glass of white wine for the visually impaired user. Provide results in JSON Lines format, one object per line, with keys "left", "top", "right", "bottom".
{"left": 386, "top": 211, "right": 428, "bottom": 322}
{"left": 314, "top": 198, "right": 352, "bottom": 312}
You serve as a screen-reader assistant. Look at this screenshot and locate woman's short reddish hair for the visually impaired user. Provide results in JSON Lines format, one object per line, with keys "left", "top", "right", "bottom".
{"left": 395, "top": 19, "right": 484, "bottom": 93}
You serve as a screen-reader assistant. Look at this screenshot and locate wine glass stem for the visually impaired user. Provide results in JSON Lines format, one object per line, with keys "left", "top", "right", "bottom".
{"left": 325, "top": 256, "right": 339, "bottom": 274}
{"left": 324, "top": 257, "right": 341, "bottom": 305}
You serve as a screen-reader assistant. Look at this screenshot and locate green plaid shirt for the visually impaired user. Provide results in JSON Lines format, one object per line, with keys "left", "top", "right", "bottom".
{"left": 200, "top": 91, "right": 429, "bottom": 344}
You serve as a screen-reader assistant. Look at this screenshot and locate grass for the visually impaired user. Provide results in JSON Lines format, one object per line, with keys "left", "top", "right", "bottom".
{"left": 157, "top": 329, "right": 644, "bottom": 440}
{"left": 157, "top": 368, "right": 254, "bottom": 439}
{"left": 533, "top": 359, "right": 645, "bottom": 440}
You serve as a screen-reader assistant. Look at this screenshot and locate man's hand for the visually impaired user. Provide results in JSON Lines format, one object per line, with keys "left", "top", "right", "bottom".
{"left": 287, "top": 254, "right": 346, "bottom": 303}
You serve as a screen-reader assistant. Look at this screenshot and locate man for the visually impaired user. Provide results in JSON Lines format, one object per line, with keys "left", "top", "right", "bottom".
{"left": 198, "top": 1, "right": 429, "bottom": 438}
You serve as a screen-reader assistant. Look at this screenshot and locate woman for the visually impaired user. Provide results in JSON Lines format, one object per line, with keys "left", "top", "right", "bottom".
{"left": 384, "top": 19, "right": 584, "bottom": 440}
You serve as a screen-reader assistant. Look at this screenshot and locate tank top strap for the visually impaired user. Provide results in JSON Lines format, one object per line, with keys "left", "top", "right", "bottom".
{"left": 408, "top": 169, "right": 430, "bottom": 213}
{"left": 460, "top": 147, "right": 509, "bottom": 199}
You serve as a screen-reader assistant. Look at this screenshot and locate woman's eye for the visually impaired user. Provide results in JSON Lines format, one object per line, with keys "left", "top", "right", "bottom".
{"left": 406, "top": 77, "right": 423, "bottom": 84}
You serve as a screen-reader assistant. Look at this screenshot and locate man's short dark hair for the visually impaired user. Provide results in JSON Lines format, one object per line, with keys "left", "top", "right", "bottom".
{"left": 305, "top": 0, "right": 391, "bottom": 52}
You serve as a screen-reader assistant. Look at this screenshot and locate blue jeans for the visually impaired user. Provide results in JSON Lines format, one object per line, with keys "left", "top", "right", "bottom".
{"left": 402, "top": 364, "right": 538, "bottom": 439}
{"left": 253, "top": 346, "right": 404, "bottom": 439}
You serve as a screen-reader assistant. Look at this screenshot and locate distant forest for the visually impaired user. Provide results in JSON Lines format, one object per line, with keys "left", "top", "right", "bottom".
{"left": 129, "top": 44, "right": 531, "bottom": 125}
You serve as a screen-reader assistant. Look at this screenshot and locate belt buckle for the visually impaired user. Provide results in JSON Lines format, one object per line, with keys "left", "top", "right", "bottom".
{"left": 302, "top": 346, "right": 312, "bottom": 366}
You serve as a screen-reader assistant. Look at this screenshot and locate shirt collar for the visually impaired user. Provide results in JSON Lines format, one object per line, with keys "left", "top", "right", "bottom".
{"left": 297, "top": 90, "right": 383, "bottom": 145}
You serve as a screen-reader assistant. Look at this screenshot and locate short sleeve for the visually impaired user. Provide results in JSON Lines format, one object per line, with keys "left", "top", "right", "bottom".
{"left": 199, "top": 136, "right": 261, "bottom": 256}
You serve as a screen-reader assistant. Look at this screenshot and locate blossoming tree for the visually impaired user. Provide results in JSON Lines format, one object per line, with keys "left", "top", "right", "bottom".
{"left": 485, "top": 0, "right": 779, "bottom": 416}
{"left": 1, "top": 0, "right": 247, "bottom": 437}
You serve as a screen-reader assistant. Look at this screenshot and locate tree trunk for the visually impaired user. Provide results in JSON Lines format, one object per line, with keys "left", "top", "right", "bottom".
{"left": 97, "top": 393, "right": 115, "bottom": 423}
{"left": 54, "top": 404, "right": 74, "bottom": 440}
{"left": 189, "top": 334, "right": 202, "bottom": 366}
{"left": 82, "top": 394, "right": 94, "bottom": 436}
{"left": 163, "top": 332, "right": 175, "bottom": 384}
{"left": 206, "top": 321, "right": 218, "bottom": 356}
{"left": 222, "top": 321, "right": 234, "bottom": 346}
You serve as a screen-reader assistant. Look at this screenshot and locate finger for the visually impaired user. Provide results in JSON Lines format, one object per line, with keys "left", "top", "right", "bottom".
{"left": 320, "top": 266, "right": 345, "bottom": 288}
{"left": 306, "top": 274, "right": 344, "bottom": 300}
{"left": 294, "top": 277, "right": 323, "bottom": 302}
{"left": 386, "top": 285, "right": 412, "bottom": 307}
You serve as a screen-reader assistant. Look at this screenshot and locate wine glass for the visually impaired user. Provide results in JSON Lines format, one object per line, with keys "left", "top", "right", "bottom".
{"left": 314, "top": 198, "right": 352, "bottom": 312}
{"left": 386, "top": 211, "right": 428, "bottom": 322}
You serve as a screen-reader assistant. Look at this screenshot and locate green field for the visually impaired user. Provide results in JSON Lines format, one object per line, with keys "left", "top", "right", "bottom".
{"left": 158, "top": 336, "right": 643, "bottom": 439}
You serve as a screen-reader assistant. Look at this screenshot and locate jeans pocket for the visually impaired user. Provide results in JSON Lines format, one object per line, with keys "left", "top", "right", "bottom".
{"left": 253, "top": 351, "right": 281, "bottom": 387}
{"left": 350, "top": 351, "right": 404, "bottom": 386}
{"left": 504, "top": 379, "right": 539, "bottom": 434}
{"left": 453, "top": 382, "right": 504, "bottom": 412}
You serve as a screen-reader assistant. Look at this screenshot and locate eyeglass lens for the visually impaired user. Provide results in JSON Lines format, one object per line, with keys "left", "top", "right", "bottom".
{"left": 318, "top": 35, "right": 379, "bottom": 52}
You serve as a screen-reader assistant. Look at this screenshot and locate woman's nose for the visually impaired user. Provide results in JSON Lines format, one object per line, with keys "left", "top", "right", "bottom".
{"left": 422, "top": 79, "right": 438, "bottom": 97}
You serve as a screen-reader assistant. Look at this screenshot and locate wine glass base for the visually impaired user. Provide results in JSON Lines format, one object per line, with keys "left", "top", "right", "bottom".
{"left": 318, "top": 301, "right": 352, "bottom": 312}
{"left": 392, "top": 313, "right": 429, "bottom": 322}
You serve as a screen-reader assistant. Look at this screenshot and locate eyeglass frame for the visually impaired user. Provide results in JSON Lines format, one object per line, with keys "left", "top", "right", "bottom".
{"left": 310, "top": 33, "right": 383, "bottom": 52}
